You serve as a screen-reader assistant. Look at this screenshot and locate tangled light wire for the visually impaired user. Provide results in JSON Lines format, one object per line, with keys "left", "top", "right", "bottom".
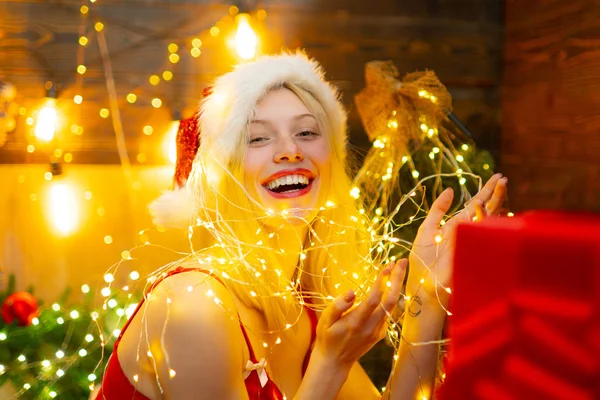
{"left": 92, "top": 64, "right": 492, "bottom": 396}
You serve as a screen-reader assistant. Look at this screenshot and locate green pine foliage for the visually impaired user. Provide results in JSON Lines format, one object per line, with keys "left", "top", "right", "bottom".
{"left": 0, "top": 275, "right": 137, "bottom": 399}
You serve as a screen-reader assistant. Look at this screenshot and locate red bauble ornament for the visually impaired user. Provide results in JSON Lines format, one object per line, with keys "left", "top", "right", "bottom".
{"left": 1, "top": 292, "right": 39, "bottom": 326}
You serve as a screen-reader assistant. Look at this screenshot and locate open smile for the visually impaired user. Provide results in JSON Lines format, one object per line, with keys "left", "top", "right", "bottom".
{"left": 261, "top": 169, "right": 315, "bottom": 199}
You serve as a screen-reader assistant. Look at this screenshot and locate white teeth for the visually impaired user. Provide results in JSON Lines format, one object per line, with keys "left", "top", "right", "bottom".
{"left": 265, "top": 174, "right": 310, "bottom": 190}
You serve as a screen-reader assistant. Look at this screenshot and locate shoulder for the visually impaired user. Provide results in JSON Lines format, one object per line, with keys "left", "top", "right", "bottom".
{"left": 120, "top": 268, "right": 249, "bottom": 397}
{"left": 147, "top": 268, "right": 244, "bottom": 352}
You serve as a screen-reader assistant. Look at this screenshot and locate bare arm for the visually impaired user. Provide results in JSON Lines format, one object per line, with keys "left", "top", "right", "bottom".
{"left": 141, "top": 272, "right": 250, "bottom": 400}
{"left": 382, "top": 301, "right": 445, "bottom": 400}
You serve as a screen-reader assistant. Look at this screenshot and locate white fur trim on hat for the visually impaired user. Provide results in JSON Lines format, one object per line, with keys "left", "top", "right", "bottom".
{"left": 197, "top": 50, "right": 347, "bottom": 166}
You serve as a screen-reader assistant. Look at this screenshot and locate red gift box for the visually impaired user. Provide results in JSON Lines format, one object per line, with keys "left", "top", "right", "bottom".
{"left": 438, "top": 211, "right": 600, "bottom": 400}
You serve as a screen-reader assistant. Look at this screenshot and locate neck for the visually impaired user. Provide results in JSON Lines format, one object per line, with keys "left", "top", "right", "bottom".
{"left": 267, "top": 221, "right": 309, "bottom": 283}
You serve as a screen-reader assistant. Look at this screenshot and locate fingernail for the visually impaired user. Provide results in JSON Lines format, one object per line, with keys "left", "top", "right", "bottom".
{"left": 344, "top": 290, "right": 355, "bottom": 302}
{"left": 399, "top": 259, "right": 408, "bottom": 269}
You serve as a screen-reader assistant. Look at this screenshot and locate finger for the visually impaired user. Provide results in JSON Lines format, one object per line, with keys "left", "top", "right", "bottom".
{"left": 320, "top": 290, "right": 356, "bottom": 329}
{"left": 420, "top": 187, "right": 455, "bottom": 231}
{"left": 472, "top": 173, "right": 503, "bottom": 204}
{"left": 473, "top": 199, "right": 485, "bottom": 222}
{"left": 484, "top": 177, "right": 508, "bottom": 215}
{"left": 369, "top": 259, "right": 407, "bottom": 323}
{"left": 348, "top": 265, "right": 392, "bottom": 326}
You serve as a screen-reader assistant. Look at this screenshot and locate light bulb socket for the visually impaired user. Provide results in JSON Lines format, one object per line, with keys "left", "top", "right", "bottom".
{"left": 236, "top": 0, "right": 254, "bottom": 14}
{"left": 172, "top": 109, "right": 182, "bottom": 121}
{"left": 50, "top": 161, "right": 63, "bottom": 176}
{"left": 45, "top": 81, "right": 58, "bottom": 99}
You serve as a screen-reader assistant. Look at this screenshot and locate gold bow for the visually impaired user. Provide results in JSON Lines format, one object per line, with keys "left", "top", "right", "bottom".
{"left": 355, "top": 61, "right": 452, "bottom": 144}
{"left": 353, "top": 62, "right": 454, "bottom": 215}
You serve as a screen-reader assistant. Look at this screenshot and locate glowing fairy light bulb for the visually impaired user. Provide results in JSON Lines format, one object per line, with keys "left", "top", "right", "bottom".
{"left": 85, "top": 334, "right": 94, "bottom": 343}
{"left": 129, "top": 271, "right": 140, "bottom": 280}
{"left": 47, "top": 183, "right": 79, "bottom": 236}
{"left": 234, "top": 14, "right": 258, "bottom": 60}
{"left": 18, "top": 355, "right": 26, "bottom": 362}
{"left": 52, "top": 303, "right": 60, "bottom": 311}
{"left": 104, "top": 273, "right": 114, "bottom": 283}
{"left": 35, "top": 99, "right": 58, "bottom": 142}
{"left": 81, "top": 284, "right": 90, "bottom": 294}
{"left": 79, "top": 349, "right": 87, "bottom": 357}
{"left": 163, "top": 120, "right": 179, "bottom": 164}
{"left": 88, "top": 373, "right": 97, "bottom": 381}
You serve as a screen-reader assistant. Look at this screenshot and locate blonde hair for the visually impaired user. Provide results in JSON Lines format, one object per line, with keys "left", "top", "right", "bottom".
{"left": 188, "top": 83, "right": 374, "bottom": 333}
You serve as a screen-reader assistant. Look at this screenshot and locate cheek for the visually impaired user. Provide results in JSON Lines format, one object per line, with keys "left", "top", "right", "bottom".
{"left": 307, "top": 142, "right": 332, "bottom": 173}
{"left": 244, "top": 149, "right": 267, "bottom": 183}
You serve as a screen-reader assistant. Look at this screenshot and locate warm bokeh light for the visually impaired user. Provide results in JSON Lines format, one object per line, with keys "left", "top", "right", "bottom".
{"left": 149, "top": 75, "right": 160, "bottom": 85}
{"left": 162, "top": 70, "right": 173, "bottom": 81}
{"left": 126, "top": 93, "right": 137, "bottom": 104}
{"left": 47, "top": 182, "right": 80, "bottom": 236}
{"left": 34, "top": 99, "right": 58, "bottom": 142}
{"left": 151, "top": 98, "right": 162, "bottom": 108}
{"left": 235, "top": 14, "right": 258, "bottom": 60}
{"left": 164, "top": 120, "right": 179, "bottom": 164}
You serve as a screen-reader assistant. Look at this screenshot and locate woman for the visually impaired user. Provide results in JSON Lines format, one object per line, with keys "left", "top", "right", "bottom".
{"left": 96, "top": 52, "right": 507, "bottom": 399}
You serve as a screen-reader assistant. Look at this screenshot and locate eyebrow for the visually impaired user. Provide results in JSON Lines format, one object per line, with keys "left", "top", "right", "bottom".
{"left": 250, "top": 114, "right": 316, "bottom": 125}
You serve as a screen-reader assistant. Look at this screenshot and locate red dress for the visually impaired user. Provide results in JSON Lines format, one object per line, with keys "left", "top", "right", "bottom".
{"left": 95, "top": 267, "right": 317, "bottom": 399}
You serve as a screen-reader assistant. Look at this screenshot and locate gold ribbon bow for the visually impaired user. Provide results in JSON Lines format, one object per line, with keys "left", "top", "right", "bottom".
{"left": 353, "top": 62, "right": 454, "bottom": 215}
{"left": 243, "top": 358, "right": 269, "bottom": 387}
{"left": 355, "top": 61, "right": 452, "bottom": 144}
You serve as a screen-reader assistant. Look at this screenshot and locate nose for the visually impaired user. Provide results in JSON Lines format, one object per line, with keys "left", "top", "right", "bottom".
{"left": 274, "top": 137, "right": 303, "bottom": 163}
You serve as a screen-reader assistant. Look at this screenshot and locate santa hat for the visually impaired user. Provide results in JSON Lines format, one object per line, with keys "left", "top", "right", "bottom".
{"left": 149, "top": 51, "right": 347, "bottom": 228}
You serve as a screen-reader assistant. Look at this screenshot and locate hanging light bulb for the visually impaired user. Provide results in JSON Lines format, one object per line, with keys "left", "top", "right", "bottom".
{"left": 35, "top": 82, "right": 59, "bottom": 142}
{"left": 163, "top": 110, "right": 180, "bottom": 164}
{"left": 234, "top": 14, "right": 258, "bottom": 60}
{"left": 47, "top": 182, "right": 80, "bottom": 236}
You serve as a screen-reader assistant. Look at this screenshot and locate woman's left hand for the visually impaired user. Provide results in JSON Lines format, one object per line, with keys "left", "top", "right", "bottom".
{"left": 407, "top": 173, "right": 508, "bottom": 309}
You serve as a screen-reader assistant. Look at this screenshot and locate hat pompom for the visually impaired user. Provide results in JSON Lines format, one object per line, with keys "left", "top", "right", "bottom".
{"left": 148, "top": 188, "right": 195, "bottom": 229}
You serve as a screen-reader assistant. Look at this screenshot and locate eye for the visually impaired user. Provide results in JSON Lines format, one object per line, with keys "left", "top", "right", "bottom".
{"left": 249, "top": 136, "right": 269, "bottom": 144}
{"left": 297, "top": 130, "right": 318, "bottom": 138}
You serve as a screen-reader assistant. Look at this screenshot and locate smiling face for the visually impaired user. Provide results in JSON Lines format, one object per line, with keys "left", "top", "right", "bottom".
{"left": 244, "top": 87, "right": 331, "bottom": 223}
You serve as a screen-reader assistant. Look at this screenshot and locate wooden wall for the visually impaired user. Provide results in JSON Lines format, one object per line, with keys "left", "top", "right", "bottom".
{"left": 502, "top": 0, "right": 600, "bottom": 211}
{"left": 0, "top": 0, "right": 503, "bottom": 165}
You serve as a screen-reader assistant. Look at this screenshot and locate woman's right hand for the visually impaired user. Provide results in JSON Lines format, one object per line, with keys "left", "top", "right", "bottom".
{"left": 314, "top": 259, "right": 407, "bottom": 369}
